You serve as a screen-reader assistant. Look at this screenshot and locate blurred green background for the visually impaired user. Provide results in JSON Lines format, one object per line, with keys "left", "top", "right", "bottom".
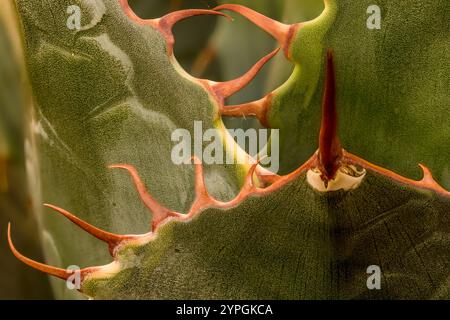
{"left": 0, "top": 0, "right": 322, "bottom": 299}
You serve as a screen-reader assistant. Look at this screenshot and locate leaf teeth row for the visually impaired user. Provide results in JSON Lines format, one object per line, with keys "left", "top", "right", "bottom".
{"left": 120, "top": 1, "right": 279, "bottom": 127}
{"left": 119, "top": 1, "right": 284, "bottom": 177}
{"left": 5, "top": 157, "right": 278, "bottom": 293}
{"left": 120, "top": 1, "right": 283, "bottom": 115}
{"left": 10, "top": 128, "right": 449, "bottom": 291}
{"left": 10, "top": 1, "right": 449, "bottom": 295}
{"left": 344, "top": 153, "right": 450, "bottom": 197}
{"left": 3, "top": 2, "right": 287, "bottom": 292}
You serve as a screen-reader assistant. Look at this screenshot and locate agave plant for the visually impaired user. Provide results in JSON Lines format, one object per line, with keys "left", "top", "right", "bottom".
{"left": 5, "top": 0, "right": 450, "bottom": 299}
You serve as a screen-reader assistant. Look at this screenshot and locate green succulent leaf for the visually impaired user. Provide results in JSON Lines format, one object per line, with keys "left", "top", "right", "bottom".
{"left": 82, "top": 168, "right": 450, "bottom": 299}
{"left": 263, "top": 0, "right": 449, "bottom": 187}
{"left": 9, "top": 0, "right": 450, "bottom": 300}
{"left": 13, "top": 0, "right": 247, "bottom": 299}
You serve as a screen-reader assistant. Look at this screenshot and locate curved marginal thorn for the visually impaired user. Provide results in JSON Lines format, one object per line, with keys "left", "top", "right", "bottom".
{"left": 120, "top": 1, "right": 231, "bottom": 26}
{"left": 219, "top": 162, "right": 260, "bottom": 209}
{"left": 344, "top": 152, "right": 450, "bottom": 197}
{"left": 255, "top": 161, "right": 281, "bottom": 187}
{"left": 158, "top": 9, "right": 232, "bottom": 30}
{"left": 419, "top": 164, "right": 434, "bottom": 183}
{"left": 220, "top": 94, "right": 272, "bottom": 127}
{"left": 318, "top": 50, "right": 343, "bottom": 183}
{"left": 119, "top": 0, "right": 144, "bottom": 23}
{"left": 109, "top": 164, "right": 176, "bottom": 229}
{"left": 214, "top": 4, "right": 295, "bottom": 56}
{"left": 255, "top": 168, "right": 281, "bottom": 186}
{"left": 8, "top": 223, "right": 71, "bottom": 280}
{"left": 243, "top": 161, "right": 260, "bottom": 190}
{"left": 157, "top": 10, "right": 231, "bottom": 55}
{"left": 210, "top": 48, "right": 280, "bottom": 99}
{"left": 419, "top": 163, "right": 435, "bottom": 183}
{"left": 119, "top": 2, "right": 231, "bottom": 54}
{"left": 192, "top": 157, "right": 208, "bottom": 198}
{"left": 44, "top": 204, "right": 126, "bottom": 250}
{"left": 419, "top": 164, "right": 449, "bottom": 195}
{"left": 256, "top": 154, "right": 318, "bottom": 196}
{"left": 188, "top": 157, "right": 223, "bottom": 215}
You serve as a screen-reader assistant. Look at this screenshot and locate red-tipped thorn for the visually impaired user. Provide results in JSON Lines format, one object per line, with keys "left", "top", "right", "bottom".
{"left": 157, "top": 10, "right": 231, "bottom": 54}
{"left": 188, "top": 157, "right": 222, "bottom": 215}
{"left": 255, "top": 167, "right": 281, "bottom": 186}
{"left": 243, "top": 162, "right": 259, "bottom": 191}
{"left": 119, "top": 1, "right": 231, "bottom": 55}
{"left": 214, "top": 4, "right": 296, "bottom": 57}
{"left": 220, "top": 94, "right": 272, "bottom": 127}
{"left": 8, "top": 223, "right": 71, "bottom": 280}
{"left": 210, "top": 48, "right": 280, "bottom": 100}
{"left": 419, "top": 164, "right": 450, "bottom": 195}
{"left": 44, "top": 204, "right": 127, "bottom": 254}
{"left": 193, "top": 159, "right": 209, "bottom": 199}
{"left": 119, "top": 0, "right": 143, "bottom": 23}
{"left": 344, "top": 152, "right": 450, "bottom": 197}
{"left": 318, "top": 50, "right": 343, "bottom": 183}
{"left": 109, "top": 165, "right": 179, "bottom": 230}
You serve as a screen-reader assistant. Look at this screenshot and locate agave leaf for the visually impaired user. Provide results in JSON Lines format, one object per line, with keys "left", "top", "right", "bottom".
{"left": 11, "top": 0, "right": 450, "bottom": 300}
{"left": 13, "top": 0, "right": 257, "bottom": 298}
{"left": 218, "top": 0, "right": 450, "bottom": 189}
{"left": 77, "top": 48, "right": 450, "bottom": 300}
{"left": 80, "top": 167, "right": 450, "bottom": 299}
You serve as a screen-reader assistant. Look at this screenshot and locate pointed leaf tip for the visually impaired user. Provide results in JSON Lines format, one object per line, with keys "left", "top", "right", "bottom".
{"left": 210, "top": 48, "right": 280, "bottom": 100}
{"left": 318, "top": 50, "right": 343, "bottom": 182}
{"left": 8, "top": 223, "right": 71, "bottom": 280}
{"left": 214, "top": 4, "right": 295, "bottom": 57}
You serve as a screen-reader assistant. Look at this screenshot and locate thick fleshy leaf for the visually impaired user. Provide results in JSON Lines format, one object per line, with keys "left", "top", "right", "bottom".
{"left": 255, "top": 0, "right": 449, "bottom": 187}
{"left": 14, "top": 0, "right": 248, "bottom": 298}
{"left": 11, "top": 0, "right": 450, "bottom": 300}
{"left": 81, "top": 168, "right": 450, "bottom": 299}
